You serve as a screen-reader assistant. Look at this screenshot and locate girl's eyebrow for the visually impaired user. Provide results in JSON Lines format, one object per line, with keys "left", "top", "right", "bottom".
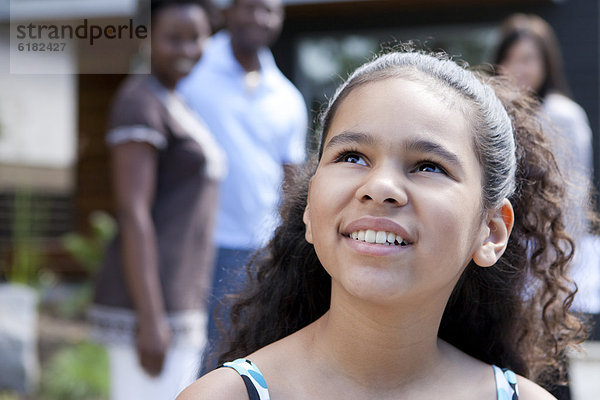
{"left": 324, "top": 131, "right": 377, "bottom": 150}
{"left": 404, "top": 138, "right": 464, "bottom": 170}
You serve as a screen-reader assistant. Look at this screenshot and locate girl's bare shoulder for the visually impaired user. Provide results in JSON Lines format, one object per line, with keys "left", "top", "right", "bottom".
{"left": 516, "top": 375, "right": 557, "bottom": 400}
{"left": 176, "top": 367, "right": 249, "bottom": 400}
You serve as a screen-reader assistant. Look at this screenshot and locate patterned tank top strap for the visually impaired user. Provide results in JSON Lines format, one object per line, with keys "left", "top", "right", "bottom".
{"left": 220, "top": 358, "right": 270, "bottom": 400}
{"left": 492, "top": 365, "right": 519, "bottom": 400}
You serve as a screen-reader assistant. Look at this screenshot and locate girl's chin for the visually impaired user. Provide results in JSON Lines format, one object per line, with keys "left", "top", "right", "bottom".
{"left": 336, "top": 271, "right": 414, "bottom": 303}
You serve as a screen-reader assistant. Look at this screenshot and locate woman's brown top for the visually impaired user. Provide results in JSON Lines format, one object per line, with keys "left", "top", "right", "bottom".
{"left": 89, "top": 75, "right": 226, "bottom": 347}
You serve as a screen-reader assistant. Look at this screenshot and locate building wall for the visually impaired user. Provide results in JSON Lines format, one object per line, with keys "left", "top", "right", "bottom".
{"left": 0, "top": 2, "right": 145, "bottom": 277}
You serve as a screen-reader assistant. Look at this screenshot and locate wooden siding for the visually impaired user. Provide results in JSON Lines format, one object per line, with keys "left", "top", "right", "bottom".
{"left": 76, "top": 73, "right": 126, "bottom": 233}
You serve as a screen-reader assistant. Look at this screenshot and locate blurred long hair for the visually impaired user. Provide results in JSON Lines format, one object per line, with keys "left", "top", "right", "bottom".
{"left": 494, "top": 13, "right": 571, "bottom": 99}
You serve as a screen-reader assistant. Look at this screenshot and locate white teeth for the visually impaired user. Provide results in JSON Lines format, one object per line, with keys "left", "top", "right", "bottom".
{"left": 349, "top": 229, "right": 407, "bottom": 246}
{"left": 387, "top": 232, "right": 395, "bottom": 243}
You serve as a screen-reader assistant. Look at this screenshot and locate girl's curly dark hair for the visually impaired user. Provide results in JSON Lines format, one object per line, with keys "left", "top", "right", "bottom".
{"left": 215, "top": 50, "right": 588, "bottom": 390}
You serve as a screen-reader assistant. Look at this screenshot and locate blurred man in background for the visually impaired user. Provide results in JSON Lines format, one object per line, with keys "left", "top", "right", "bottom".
{"left": 178, "top": 0, "right": 308, "bottom": 372}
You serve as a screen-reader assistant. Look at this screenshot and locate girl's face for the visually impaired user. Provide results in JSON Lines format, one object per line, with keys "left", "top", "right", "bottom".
{"left": 304, "top": 78, "right": 494, "bottom": 305}
{"left": 500, "top": 36, "right": 546, "bottom": 93}
{"left": 151, "top": 4, "right": 211, "bottom": 88}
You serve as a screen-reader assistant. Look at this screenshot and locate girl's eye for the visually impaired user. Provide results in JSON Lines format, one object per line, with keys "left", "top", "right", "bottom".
{"left": 415, "top": 161, "right": 445, "bottom": 174}
{"left": 337, "top": 152, "right": 367, "bottom": 166}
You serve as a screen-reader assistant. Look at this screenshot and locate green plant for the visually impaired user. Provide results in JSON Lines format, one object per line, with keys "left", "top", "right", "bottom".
{"left": 51, "top": 211, "right": 116, "bottom": 319}
{"left": 0, "top": 391, "right": 20, "bottom": 400}
{"left": 8, "top": 189, "right": 46, "bottom": 286}
{"left": 61, "top": 211, "right": 116, "bottom": 274}
{"left": 39, "top": 341, "right": 109, "bottom": 400}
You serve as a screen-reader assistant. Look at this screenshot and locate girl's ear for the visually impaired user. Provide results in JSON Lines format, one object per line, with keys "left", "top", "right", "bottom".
{"left": 472, "top": 199, "right": 514, "bottom": 267}
{"left": 303, "top": 181, "right": 313, "bottom": 244}
{"left": 303, "top": 203, "right": 313, "bottom": 244}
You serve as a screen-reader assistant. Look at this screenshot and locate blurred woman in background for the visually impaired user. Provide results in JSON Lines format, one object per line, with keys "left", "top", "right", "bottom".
{"left": 496, "top": 13, "right": 597, "bottom": 319}
{"left": 496, "top": 14, "right": 592, "bottom": 186}
{"left": 495, "top": 14, "right": 593, "bottom": 189}
{"left": 89, "top": 1, "right": 225, "bottom": 399}
{"left": 495, "top": 12, "right": 599, "bottom": 400}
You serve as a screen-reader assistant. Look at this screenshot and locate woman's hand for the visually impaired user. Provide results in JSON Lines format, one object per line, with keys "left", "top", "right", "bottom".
{"left": 137, "top": 313, "right": 173, "bottom": 376}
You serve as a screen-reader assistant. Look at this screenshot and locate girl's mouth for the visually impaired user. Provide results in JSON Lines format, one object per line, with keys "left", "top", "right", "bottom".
{"left": 348, "top": 230, "right": 409, "bottom": 246}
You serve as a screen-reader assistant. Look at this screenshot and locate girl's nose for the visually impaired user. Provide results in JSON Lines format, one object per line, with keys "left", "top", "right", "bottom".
{"left": 354, "top": 166, "right": 408, "bottom": 207}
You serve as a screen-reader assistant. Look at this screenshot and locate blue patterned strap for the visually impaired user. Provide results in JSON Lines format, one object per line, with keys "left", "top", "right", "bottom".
{"left": 221, "top": 360, "right": 515, "bottom": 400}
{"left": 493, "top": 365, "right": 519, "bottom": 400}
{"left": 220, "top": 358, "right": 270, "bottom": 400}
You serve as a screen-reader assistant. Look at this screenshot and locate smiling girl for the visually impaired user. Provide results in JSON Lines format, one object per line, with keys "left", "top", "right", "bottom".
{"left": 178, "top": 49, "right": 585, "bottom": 399}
